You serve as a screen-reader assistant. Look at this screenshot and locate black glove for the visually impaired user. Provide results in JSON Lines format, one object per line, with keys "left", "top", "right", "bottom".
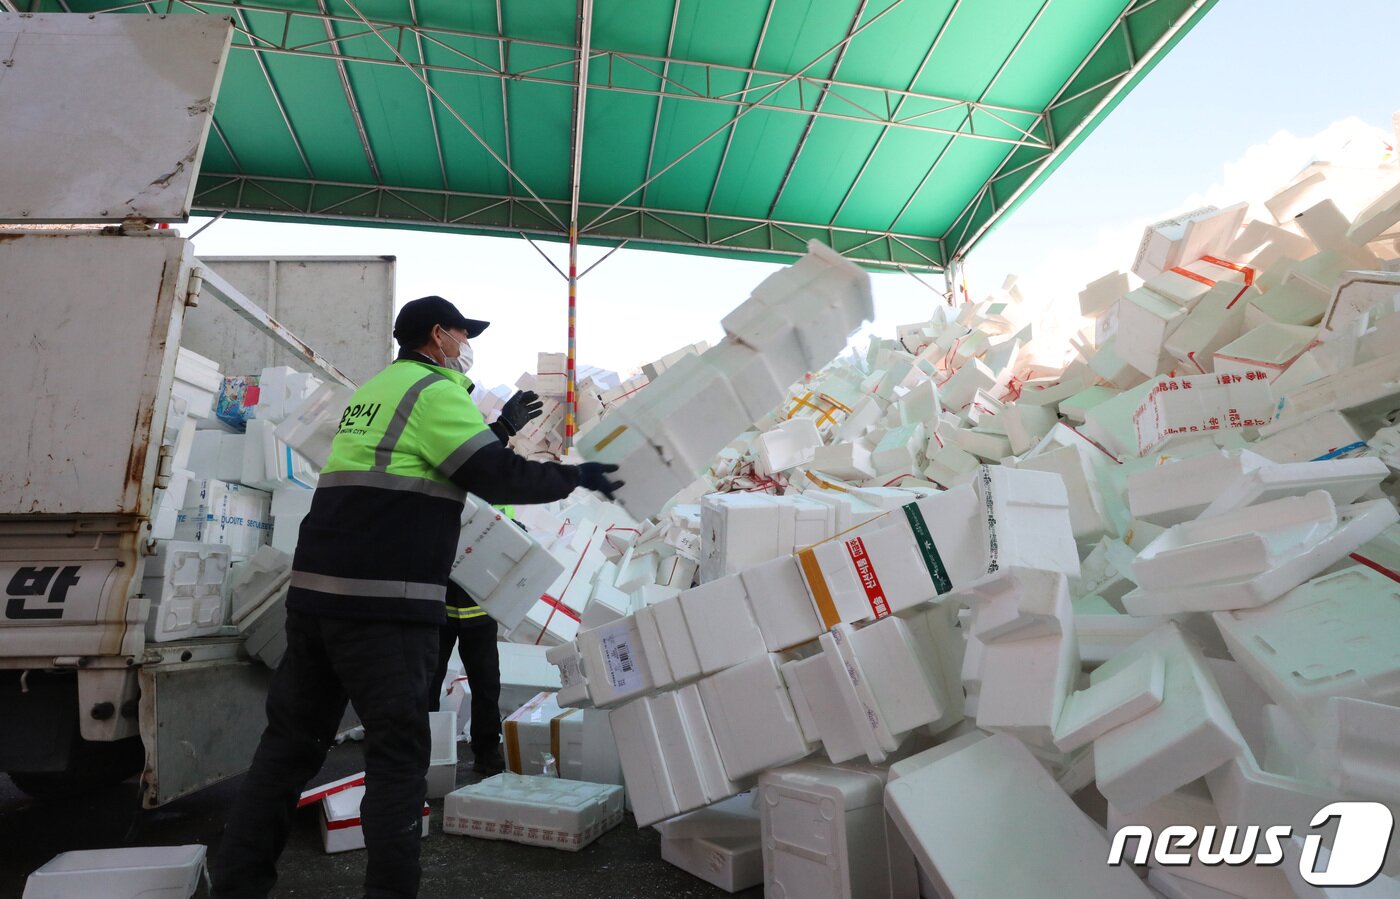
{"left": 576, "top": 462, "right": 624, "bottom": 500}
{"left": 496, "top": 389, "right": 544, "bottom": 436}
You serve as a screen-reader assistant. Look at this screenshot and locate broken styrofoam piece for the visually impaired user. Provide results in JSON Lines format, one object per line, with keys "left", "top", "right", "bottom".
{"left": 1091, "top": 623, "right": 1247, "bottom": 815}
{"left": 885, "top": 732, "right": 1155, "bottom": 897}
{"left": 442, "top": 774, "right": 624, "bottom": 851}
{"left": 1214, "top": 565, "right": 1400, "bottom": 728}
{"left": 1196, "top": 456, "right": 1390, "bottom": 517}
{"left": 1123, "top": 496, "right": 1397, "bottom": 615}
{"left": 22, "top": 846, "right": 208, "bottom": 899}
{"left": 759, "top": 762, "right": 910, "bottom": 899}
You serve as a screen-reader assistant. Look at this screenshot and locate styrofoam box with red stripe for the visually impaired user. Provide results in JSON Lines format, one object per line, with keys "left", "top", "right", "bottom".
{"left": 297, "top": 774, "right": 430, "bottom": 855}
{"left": 443, "top": 773, "right": 623, "bottom": 851}
{"left": 1131, "top": 370, "right": 1276, "bottom": 455}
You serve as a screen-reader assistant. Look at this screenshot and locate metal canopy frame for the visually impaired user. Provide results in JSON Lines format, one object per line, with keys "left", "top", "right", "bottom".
{"left": 48, "top": 0, "right": 1217, "bottom": 275}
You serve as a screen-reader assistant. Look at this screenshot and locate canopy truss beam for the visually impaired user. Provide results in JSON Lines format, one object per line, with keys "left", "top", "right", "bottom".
{"left": 191, "top": 173, "right": 947, "bottom": 273}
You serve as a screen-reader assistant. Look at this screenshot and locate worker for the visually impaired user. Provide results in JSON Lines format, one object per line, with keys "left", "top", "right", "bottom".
{"left": 211, "top": 295, "right": 623, "bottom": 899}
{"left": 429, "top": 579, "right": 505, "bottom": 775}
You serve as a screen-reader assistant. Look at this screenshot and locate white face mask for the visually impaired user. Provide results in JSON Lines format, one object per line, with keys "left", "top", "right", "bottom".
{"left": 454, "top": 342, "right": 474, "bottom": 375}
{"left": 436, "top": 328, "right": 472, "bottom": 374}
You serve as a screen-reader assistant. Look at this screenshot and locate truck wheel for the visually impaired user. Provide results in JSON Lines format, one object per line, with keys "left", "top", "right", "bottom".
{"left": 6, "top": 735, "right": 145, "bottom": 801}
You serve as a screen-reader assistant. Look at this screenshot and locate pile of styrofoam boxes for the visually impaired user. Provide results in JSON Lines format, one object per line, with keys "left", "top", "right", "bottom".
{"left": 443, "top": 773, "right": 625, "bottom": 851}
{"left": 574, "top": 241, "right": 876, "bottom": 518}
{"left": 142, "top": 354, "right": 344, "bottom": 655}
{"left": 517, "top": 129, "right": 1400, "bottom": 897}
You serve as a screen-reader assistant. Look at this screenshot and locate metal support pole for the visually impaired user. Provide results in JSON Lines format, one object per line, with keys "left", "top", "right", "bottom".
{"left": 564, "top": 0, "right": 593, "bottom": 450}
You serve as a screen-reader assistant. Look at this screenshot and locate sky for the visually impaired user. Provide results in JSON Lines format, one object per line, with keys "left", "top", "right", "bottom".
{"left": 180, "top": 0, "right": 1400, "bottom": 392}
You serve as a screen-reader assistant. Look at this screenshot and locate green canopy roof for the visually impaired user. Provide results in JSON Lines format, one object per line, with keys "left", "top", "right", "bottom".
{"left": 48, "top": 0, "right": 1216, "bottom": 272}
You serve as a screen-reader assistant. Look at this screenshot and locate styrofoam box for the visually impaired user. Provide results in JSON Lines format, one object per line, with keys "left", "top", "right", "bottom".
{"left": 698, "top": 653, "right": 816, "bottom": 781}
{"left": 554, "top": 707, "right": 624, "bottom": 788}
{"left": 661, "top": 833, "right": 764, "bottom": 894}
{"left": 238, "top": 586, "right": 287, "bottom": 669}
{"left": 1091, "top": 623, "right": 1246, "bottom": 815}
{"left": 1131, "top": 371, "right": 1275, "bottom": 456}
{"left": 503, "top": 691, "right": 570, "bottom": 776}
{"left": 498, "top": 641, "right": 562, "bottom": 715}
{"left": 22, "top": 845, "right": 207, "bottom": 899}
{"left": 738, "top": 555, "right": 824, "bottom": 651}
{"left": 427, "top": 710, "right": 458, "bottom": 799}
{"left": 1214, "top": 565, "right": 1400, "bottom": 726}
{"left": 173, "top": 347, "right": 221, "bottom": 420}
{"left": 974, "top": 465, "right": 1080, "bottom": 579}
{"left": 658, "top": 792, "right": 760, "bottom": 841}
{"left": 176, "top": 479, "right": 272, "bottom": 561}
{"left": 886, "top": 732, "right": 1155, "bottom": 898}
{"left": 819, "top": 617, "right": 949, "bottom": 763}
{"left": 141, "top": 541, "right": 231, "bottom": 643}
{"left": 1125, "top": 449, "right": 1269, "bottom": 526}
{"left": 610, "top": 684, "right": 749, "bottom": 827}
{"left": 443, "top": 773, "right": 624, "bottom": 851}
{"left": 1196, "top": 456, "right": 1390, "bottom": 518}
{"left": 759, "top": 762, "right": 901, "bottom": 899}
{"left": 570, "top": 616, "right": 655, "bottom": 708}
{"left": 321, "top": 785, "right": 430, "bottom": 854}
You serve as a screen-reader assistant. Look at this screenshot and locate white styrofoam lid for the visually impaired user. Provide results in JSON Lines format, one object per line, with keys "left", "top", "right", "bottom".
{"left": 30, "top": 844, "right": 206, "bottom": 873}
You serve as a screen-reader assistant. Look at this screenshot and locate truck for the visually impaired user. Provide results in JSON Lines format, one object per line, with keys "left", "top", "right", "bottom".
{"left": 0, "top": 232, "right": 395, "bottom": 807}
{"left": 0, "top": 11, "right": 398, "bottom": 807}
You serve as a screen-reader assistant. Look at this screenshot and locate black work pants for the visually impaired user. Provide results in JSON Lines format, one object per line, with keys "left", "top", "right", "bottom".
{"left": 429, "top": 614, "right": 501, "bottom": 757}
{"left": 211, "top": 609, "right": 438, "bottom": 899}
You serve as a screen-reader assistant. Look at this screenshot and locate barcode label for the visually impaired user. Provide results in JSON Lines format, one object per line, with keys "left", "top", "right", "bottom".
{"left": 599, "top": 623, "right": 644, "bottom": 693}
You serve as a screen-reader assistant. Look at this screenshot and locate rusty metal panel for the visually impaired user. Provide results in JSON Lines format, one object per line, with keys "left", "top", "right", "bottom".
{"left": 0, "top": 13, "right": 232, "bottom": 223}
{"left": 0, "top": 231, "right": 191, "bottom": 517}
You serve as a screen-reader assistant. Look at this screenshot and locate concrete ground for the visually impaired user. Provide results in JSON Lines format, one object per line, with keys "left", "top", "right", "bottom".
{"left": 0, "top": 742, "right": 761, "bottom": 898}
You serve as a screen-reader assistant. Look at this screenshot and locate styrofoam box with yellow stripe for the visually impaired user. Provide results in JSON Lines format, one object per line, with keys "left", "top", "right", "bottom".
{"left": 794, "top": 486, "right": 983, "bottom": 630}
{"left": 503, "top": 692, "right": 573, "bottom": 776}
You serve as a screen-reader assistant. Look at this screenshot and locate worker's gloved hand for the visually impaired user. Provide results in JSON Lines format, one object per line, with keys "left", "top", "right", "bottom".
{"left": 576, "top": 462, "right": 624, "bottom": 500}
{"left": 496, "top": 390, "right": 544, "bottom": 436}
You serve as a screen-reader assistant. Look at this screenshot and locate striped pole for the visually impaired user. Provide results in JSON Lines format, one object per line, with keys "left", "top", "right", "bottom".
{"left": 566, "top": 224, "right": 578, "bottom": 449}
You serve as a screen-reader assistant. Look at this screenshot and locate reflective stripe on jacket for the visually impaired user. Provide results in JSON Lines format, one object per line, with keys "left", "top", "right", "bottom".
{"left": 287, "top": 357, "right": 497, "bottom": 624}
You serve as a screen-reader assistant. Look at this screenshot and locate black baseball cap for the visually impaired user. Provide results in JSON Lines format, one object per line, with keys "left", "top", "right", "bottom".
{"left": 392, "top": 296, "right": 490, "bottom": 346}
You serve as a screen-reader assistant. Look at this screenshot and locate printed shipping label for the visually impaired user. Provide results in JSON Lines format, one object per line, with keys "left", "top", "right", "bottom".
{"left": 598, "top": 623, "right": 643, "bottom": 692}
{"left": 902, "top": 502, "right": 953, "bottom": 594}
{"left": 844, "top": 537, "right": 890, "bottom": 619}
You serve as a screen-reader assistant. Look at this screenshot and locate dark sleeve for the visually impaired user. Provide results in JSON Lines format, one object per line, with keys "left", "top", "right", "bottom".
{"left": 447, "top": 440, "right": 580, "bottom": 505}
{"left": 488, "top": 419, "right": 514, "bottom": 443}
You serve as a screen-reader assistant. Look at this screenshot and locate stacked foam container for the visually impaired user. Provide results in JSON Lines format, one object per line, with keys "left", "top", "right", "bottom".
{"left": 489, "top": 130, "right": 1400, "bottom": 897}
{"left": 143, "top": 357, "right": 327, "bottom": 660}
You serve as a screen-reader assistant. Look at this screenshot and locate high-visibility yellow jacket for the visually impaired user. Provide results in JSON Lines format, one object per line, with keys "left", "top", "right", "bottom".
{"left": 287, "top": 351, "right": 578, "bottom": 625}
